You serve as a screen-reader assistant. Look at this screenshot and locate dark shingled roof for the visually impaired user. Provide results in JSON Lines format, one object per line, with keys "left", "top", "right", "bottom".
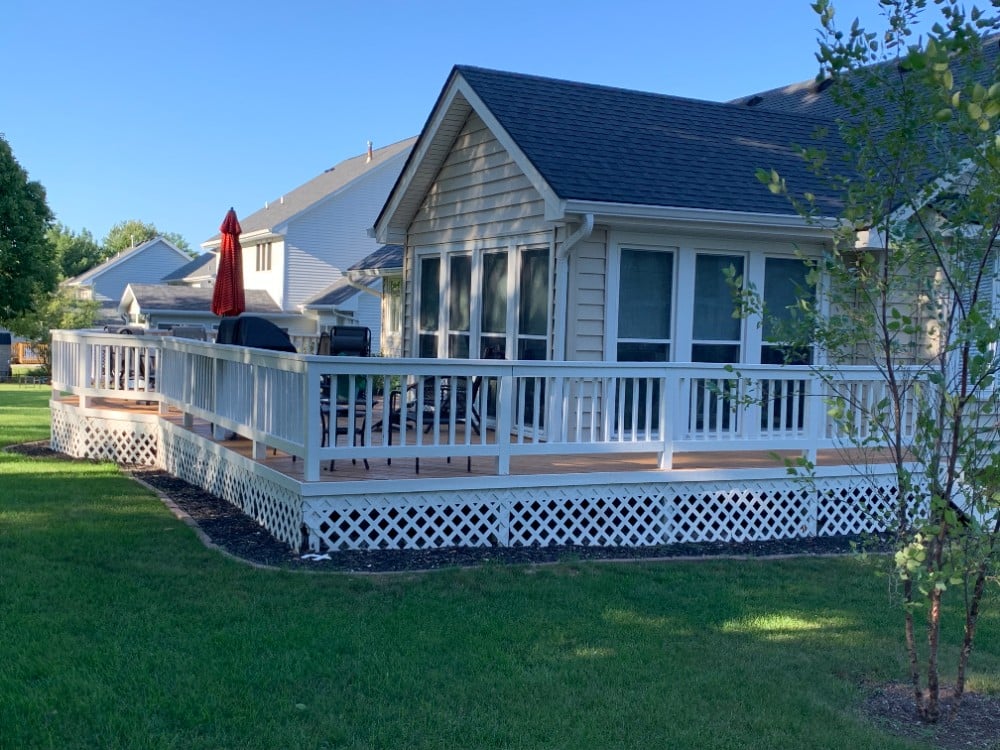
{"left": 734, "top": 34, "right": 1000, "bottom": 119}
{"left": 348, "top": 244, "right": 402, "bottom": 272}
{"left": 162, "top": 252, "right": 216, "bottom": 283}
{"left": 456, "top": 66, "right": 848, "bottom": 216}
{"left": 125, "top": 284, "right": 281, "bottom": 314}
{"left": 303, "top": 277, "right": 378, "bottom": 307}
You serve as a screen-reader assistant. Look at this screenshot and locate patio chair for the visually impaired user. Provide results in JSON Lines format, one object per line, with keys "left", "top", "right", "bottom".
{"left": 380, "top": 376, "right": 451, "bottom": 474}
{"left": 320, "top": 326, "right": 372, "bottom": 471}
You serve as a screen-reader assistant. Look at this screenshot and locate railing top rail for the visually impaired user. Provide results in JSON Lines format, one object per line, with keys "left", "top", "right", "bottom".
{"left": 52, "top": 330, "right": 926, "bottom": 380}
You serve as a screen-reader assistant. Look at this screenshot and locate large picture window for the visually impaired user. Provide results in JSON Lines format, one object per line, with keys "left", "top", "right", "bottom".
{"left": 762, "top": 257, "right": 813, "bottom": 365}
{"left": 617, "top": 248, "right": 673, "bottom": 362}
{"left": 692, "top": 253, "right": 744, "bottom": 363}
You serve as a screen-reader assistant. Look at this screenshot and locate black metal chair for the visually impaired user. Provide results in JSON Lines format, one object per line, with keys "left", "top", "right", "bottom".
{"left": 320, "top": 326, "right": 371, "bottom": 471}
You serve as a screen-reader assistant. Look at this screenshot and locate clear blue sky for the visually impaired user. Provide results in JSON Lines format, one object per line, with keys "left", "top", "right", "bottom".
{"left": 5, "top": 0, "right": 898, "bottom": 252}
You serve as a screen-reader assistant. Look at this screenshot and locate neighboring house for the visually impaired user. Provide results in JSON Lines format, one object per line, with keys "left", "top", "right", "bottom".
{"left": 374, "top": 66, "right": 847, "bottom": 368}
{"left": 117, "top": 283, "right": 300, "bottom": 334}
{"left": 300, "top": 276, "right": 382, "bottom": 350}
{"left": 303, "top": 244, "right": 404, "bottom": 355}
{"left": 63, "top": 237, "right": 191, "bottom": 324}
{"left": 162, "top": 252, "right": 217, "bottom": 288}
{"left": 201, "top": 138, "right": 417, "bottom": 344}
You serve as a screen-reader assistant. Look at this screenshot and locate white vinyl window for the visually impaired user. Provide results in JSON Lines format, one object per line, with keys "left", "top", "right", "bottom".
{"left": 255, "top": 242, "right": 272, "bottom": 271}
{"left": 691, "top": 253, "right": 744, "bottom": 363}
{"left": 616, "top": 248, "right": 674, "bottom": 361}
{"left": 414, "top": 245, "right": 550, "bottom": 360}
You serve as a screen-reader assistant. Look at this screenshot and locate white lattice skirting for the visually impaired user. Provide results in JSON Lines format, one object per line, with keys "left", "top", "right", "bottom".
{"left": 302, "top": 473, "right": 905, "bottom": 552}
{"left": 51, "top": 400, "right": 907, "bottom": 554}
{"left": 159, "top": 423, "right": 303, "bottom": 550}
{"left": 50, "top": 400, "right": 161, "bottom": 465}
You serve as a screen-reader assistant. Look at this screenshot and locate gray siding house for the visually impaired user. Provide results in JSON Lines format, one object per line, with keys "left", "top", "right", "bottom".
{"left": 202, "top": 138, "right": 416, "bottom": 349}
{"left": 63, "top": 237, "right": 191, "bottom": 322}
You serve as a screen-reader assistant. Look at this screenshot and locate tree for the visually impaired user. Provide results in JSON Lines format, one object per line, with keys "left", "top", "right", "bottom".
{"left": 754, "top": 0, "right": 1000, "bottom": 723}
{"left": 103, "top": 219, "right": 192, "bottom": 256}
{"left": 0, "top": 134, "right": 56, "bottom": 325}
{"left": 47, "top": 223, "right": 107, "bottom": 279}
{"left": 6, "top": 288, "right": 98, "bottom": 370}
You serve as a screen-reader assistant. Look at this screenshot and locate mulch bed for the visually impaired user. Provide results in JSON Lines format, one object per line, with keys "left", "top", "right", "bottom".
{"left": 862, "top": 682, "right": 1000, "bottom": 749}
{"left": 8, "top": 440, "right": 1000, "bottom": 746}
{"left": 7, "top": 440, "right": 882, "bottom": 572}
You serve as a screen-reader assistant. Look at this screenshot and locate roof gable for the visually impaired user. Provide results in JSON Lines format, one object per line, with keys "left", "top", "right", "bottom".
{"left": 66, "top": 237, "right": 190, "bottom": 286}
{"left": 376, "top": 67, "right": 849, "bottom": 241}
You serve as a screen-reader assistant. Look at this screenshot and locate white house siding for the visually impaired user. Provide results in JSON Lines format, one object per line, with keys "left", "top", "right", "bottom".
{"left": 282, "top": 153, "right": 411, "bottom": 350}
{"left": 242, "top": 239, "right": 286, "bottom": 310}
{"left": 403, "top": 113, "right": 550, "bottom": 356}
{"left": 91, "top": 241, "right": 188, "bottom": 303}
{"left": 565, "top": 229, "right": 608, "bottom": 361}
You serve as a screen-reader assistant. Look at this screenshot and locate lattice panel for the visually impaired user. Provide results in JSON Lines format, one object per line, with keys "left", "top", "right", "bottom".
{"left": 815, "top": 475, "right": 925, "bottom": 536}
{"left": 508, "top": 491, "right": 668, "bottom": 547}
{"left": 49, "top": 406, "right": 159, "bottom": 465}
{"left": 303, "top": 495, "right": 505, "bottom": 551}
{"left": 667, "top": 482, "right": 815, "bottom": 544}
{"left": 162, "top": 428, "right": 302, "bottom": 550}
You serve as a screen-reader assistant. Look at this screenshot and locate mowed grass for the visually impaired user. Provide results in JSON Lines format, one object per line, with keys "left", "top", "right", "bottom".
{"left": 0, "top": 385, "right": 997, "bottom": 749}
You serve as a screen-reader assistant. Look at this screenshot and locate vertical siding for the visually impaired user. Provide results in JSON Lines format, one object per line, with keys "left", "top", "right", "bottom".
{"left": 403, "top": 112, "right": 550, "bottom": 355}
{"left": 91, "top": 241, "right": 189, "bottom": 303}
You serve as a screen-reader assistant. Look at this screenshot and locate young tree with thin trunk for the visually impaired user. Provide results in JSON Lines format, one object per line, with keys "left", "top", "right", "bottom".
{"left": 756, "top": 0, "right": 1000, "bottom": 723}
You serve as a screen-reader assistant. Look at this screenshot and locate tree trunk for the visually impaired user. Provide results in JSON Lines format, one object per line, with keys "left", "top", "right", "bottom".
{"left": 903, "top": 578, "right": 926, "bottom": 718}
{"left": 952, "top": 563, "right": 989, "bottom": 719}
{"left": 926, "top": 585, "right": 943, "bottom": 722}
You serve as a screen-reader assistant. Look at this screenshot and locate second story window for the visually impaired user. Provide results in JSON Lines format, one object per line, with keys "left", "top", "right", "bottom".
{"left": 255, "top": 242, "right": 272, "bottom": 271}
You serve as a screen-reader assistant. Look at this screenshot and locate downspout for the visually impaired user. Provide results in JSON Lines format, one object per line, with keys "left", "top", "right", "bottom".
{"left": 553, "top": 214, "right": 594, "bottom": 361}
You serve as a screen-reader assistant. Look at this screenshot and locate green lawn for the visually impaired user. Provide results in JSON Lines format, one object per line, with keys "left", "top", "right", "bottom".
{"left": 0, "top": 384, "right": 996, "bottom": 749}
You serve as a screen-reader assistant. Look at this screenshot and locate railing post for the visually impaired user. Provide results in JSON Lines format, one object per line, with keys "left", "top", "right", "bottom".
{"left": 496, "top": 366, "right": 513, "bottom": 475}
{"left": 79, "top": 338, "right": 91, "bottom": 408}
{"left": 303, "top": 365, "right": 321, "bottom": 481}
{"left": 658, "top": 373, "right": 673, "bottom": 469}
{"left": 745, "top": 375, "right": 762, "bottom": 441}
{"left": 250, "top": 363, "right": 264, "bottom": 460}
{"left": 806, "top": 370, "right": 826, "bottom": 464}
{"left": 211, "top": 353, "right": 226, "bottom": 440}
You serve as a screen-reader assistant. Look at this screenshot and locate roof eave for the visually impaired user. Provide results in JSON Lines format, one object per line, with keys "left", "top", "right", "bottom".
{"left": 557, "top": 200, "right": 840, "bottom": 240}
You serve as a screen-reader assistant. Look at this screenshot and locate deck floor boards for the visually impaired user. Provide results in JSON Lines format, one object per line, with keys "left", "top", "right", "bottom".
{"left": 66, "top": 396, "right": 890, "bottom": 484}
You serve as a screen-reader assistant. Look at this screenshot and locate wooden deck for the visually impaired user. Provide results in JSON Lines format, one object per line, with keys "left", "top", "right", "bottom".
{"left": 64, "top": 395, "right": 892, "bottom": 485}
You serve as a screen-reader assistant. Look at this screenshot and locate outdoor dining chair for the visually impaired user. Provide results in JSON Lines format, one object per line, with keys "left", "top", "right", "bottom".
{"left": 320, "top": 326, "right": 372, "bottom": 471}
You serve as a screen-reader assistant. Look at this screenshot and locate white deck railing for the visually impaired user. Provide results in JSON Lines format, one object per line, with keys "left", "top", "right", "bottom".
{"left": 50, "top": 330, "right": 921, "bottom": 481}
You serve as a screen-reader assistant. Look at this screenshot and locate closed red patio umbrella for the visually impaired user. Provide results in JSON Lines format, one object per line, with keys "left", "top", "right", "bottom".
{"left": 211, "top": 207, "right": 246, "bottom": 317}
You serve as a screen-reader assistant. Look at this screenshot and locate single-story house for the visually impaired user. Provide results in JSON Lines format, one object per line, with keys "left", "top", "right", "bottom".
{"left": 373, "top": 66, "right": 846, "bottom": 368}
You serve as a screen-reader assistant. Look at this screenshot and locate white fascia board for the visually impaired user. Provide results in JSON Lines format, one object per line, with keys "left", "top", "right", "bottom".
{"left": 374, "top": 85, "right": 467, "bottom": 244}
{"left": 201, "top": 229, "right": 282, "bottom": 252}
{"left": 558, "top": 200, "right": 839, "bottom": 240}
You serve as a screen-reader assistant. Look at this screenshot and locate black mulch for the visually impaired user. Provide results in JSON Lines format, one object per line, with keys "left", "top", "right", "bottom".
{"left": 7, "top": 440, "right": 883, "bottom": 573}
